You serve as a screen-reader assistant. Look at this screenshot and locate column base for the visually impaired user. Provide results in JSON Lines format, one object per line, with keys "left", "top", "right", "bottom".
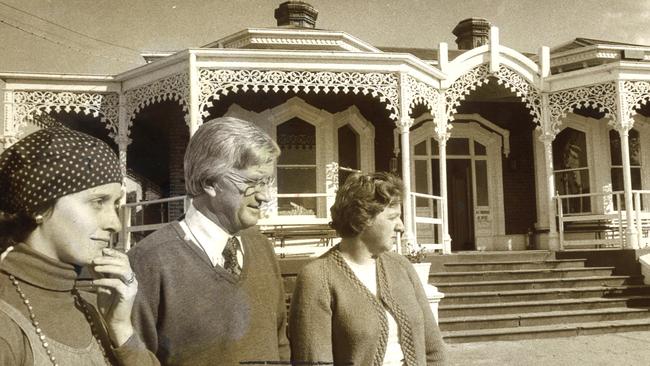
{"left": 626, "top": 230, "right": 639, "bottom": 249}
{"left": 535, "top": 231, "right": 560, "bottom": 251}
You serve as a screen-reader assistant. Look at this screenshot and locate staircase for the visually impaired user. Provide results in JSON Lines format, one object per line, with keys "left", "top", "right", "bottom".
{"left": 433, "top": 251, "right": 650, "bottom": 343}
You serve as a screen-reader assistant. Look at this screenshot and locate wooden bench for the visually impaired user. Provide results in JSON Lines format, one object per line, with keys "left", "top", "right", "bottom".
{"left": 559, "top": 214, "right": 623, "bottom": 248}
{"left": 260, "top": 221, "right": 338, "bottom": 258}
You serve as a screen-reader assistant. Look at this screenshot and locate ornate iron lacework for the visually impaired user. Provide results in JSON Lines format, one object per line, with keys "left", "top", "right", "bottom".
{"left": 405, "top": 75, "right": 442, "bottom": 115}
{"left": 445, "top": 64, "right": 490, "bottom": 121}
{"left": 617, "top": 80, "right": 650, "bottom": 131}
{"left": 12, "top": 91, "right": 119, "bottom": 138}
{"left": 32, "top": 113, "right": 64, "bottom": 129}
{"left": 445, "top": 64, "right": 542, "bottom": 126}
{"left": 124, "top": 72, "right": 190, "bottom": 131}
{"left": 199, "top": 69, "right": 401, "bottom": 121}
{"left": 325, "top": 162, "right": 339, "bottom": 193}
{"left": 495, "top": 66, "right": 542, "bottom": 124}
{"left": 548, "top": 82, "right": 617, "bottom": 135}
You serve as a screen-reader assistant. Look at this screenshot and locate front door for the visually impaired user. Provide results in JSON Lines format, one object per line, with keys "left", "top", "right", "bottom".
{"left": 410, "top": 118, "right": 506, "bottom": 251}
{"left": 447, "top": 159, "right": 475, "bottom": 251}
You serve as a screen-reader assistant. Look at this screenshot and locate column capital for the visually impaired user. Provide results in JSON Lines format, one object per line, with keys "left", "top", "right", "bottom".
{"left": 537, "top": 128, "right": 556, "bottom": 144}
{"left": 396, "top": 116, "right": 414, "bottom": 132}
{"left": 115, "top": 134, "right": 132, "bottom": 147}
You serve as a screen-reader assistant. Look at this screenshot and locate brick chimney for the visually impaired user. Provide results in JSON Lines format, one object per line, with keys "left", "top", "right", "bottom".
{"left": 274, "top": 1, "right": 318, "bottom": 28}
{"left": 452, "top": 18, "right": 491, "bottom": 50}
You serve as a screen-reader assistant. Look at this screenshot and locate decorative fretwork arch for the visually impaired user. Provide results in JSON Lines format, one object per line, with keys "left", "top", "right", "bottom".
{"left": 548, "top": 82, "right": 617, "bottom": 136}
{"left": 124, "top": 72, "right": 190, "bottom": 133}
{"left": 445, "top": 64, "right": 542, "bottom": 125}
{"left": 199, "top": 69, "right": 401, "bottom": 121}
{"left": 12, "top": 90, "right": 119, "bottom": 138}
{"left": 405, "top": 75, "right": 442, "bottom": 116}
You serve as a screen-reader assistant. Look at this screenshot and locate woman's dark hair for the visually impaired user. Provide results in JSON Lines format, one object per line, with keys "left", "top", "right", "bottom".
{"left": 0, "top": 203, "right": 54, "bottom": 252}
{"left": 330, "top": 172, "right": 404, "bottom": 238}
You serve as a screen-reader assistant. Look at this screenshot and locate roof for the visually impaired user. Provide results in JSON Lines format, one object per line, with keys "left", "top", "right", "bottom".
{"left": 552, "top": 37, "right": 650, "bottom": 53}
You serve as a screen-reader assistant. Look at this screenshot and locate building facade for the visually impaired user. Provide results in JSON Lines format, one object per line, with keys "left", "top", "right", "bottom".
{"left": 2, "top": 2, "right": 650, "bottom": 254}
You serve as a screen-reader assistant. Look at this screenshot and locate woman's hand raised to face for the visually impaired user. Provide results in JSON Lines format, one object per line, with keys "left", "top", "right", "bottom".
{"left": 91, "top": 247, "right": 138, "bottom": 347}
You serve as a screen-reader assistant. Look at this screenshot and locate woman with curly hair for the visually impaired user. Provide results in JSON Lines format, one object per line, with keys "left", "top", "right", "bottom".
{"left": 289, "top": 172, "right": 447, "bottom": 366}
{"left": 0, "top": 127, "right": 158, "bottom": 365}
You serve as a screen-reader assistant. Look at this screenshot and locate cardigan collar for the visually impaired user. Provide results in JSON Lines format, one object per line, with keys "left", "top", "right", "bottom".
{"left": 0, "top": 243, "right": 77, "bottom": 291}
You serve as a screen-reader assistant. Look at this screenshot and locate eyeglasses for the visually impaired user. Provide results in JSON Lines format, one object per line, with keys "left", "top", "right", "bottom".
{"left": 222, "top": 171, "right": 275, "bottom": 197}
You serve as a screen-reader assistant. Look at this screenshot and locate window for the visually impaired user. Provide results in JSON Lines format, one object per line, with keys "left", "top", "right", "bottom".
{"left": 276, "top": 118, "right": 317, "bottom": 216}
{"left": 553, "top": 127, "right": 590, "bottom": 213}
{"left": 337, "top": 124, "right": 359, "bottom": 186}
{"left": 609, "top": 129, "right": 642, "bottom": 210}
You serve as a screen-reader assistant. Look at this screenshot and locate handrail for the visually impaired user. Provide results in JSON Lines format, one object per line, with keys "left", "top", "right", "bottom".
{"left": 409, "top": 191, "right": 445, "bottom": 253}
{"left": 276, "top": 193, "right": 331, "bottom": 198}
{"left": 555, "top": 191, "right": 624, "bottom": 200}
{"left": 123, "top": 195, "right": 186, "bottom": 207}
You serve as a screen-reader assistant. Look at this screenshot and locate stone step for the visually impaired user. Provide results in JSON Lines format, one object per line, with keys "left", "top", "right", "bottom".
{"left": 438, "top": 250, "right": 554, "bottom": 263}
{"left": 438, "top": 296, "right": 650, "bottom": 317}
{"left": 439, "top": 307, "right": 650, "bottom": 331}
{"left": 442, "top": 259, "right": 586, "bottom": 272}
{"left": 442, "top": 318, "right": 650, "bottom": 343}
{"left": 435, "top": 275, "right": 635, "bottom": 293}
{"left": 440, "top": 285, "right": 650, "bottom": 305}
{"left": 430, "top": 267, "right": 614, "bottom": 283}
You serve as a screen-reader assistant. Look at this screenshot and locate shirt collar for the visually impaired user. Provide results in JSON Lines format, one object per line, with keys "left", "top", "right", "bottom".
{"left": 182, "top": 204, "right": 244, "bottom": 265}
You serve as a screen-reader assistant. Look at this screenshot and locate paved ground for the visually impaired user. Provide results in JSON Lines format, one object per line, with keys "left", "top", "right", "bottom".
{"left": 447, "top": 331, "right": 650, "bottom": 365}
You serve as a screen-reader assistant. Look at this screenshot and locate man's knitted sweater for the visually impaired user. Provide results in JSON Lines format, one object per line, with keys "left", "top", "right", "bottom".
{"left": 289, "top": 246, "right": 447, "bottom": 366}
{"left": 128, "top": 222, "right": 289, "bottom": 366}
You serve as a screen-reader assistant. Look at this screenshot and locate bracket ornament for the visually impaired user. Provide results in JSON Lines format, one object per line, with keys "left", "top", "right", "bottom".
{"left": 445, "top": 64, "right": 490, "bottom": 121}
{"left": 548, "top": 82, "right": 616, "bottom": 136}
{"left": 124, "top": 72, "right": 190, "bottom": 132}
{"left": 199, "top": 69, "right": 400, "bottom": 121}
{"left": 12, "top": 91, "right": 119, "bottom": 138}
{"left": 405, "top": 75, "right": 442, "bottom": 115}
{"left": 616, "top": 80, "right": 650, "bottom": 132}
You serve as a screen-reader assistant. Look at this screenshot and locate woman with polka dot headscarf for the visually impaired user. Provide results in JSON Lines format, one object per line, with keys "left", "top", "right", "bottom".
{"left": 0, "top": 128, "right": 159, "bottom": 365}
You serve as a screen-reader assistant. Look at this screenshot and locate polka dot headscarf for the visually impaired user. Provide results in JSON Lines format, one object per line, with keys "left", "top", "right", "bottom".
{"left": 0, "top": 127, "right": 122, "bottom": 215}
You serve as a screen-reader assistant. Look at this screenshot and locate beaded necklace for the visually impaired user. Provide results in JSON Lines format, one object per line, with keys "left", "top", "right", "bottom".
{"left": 9, "top": 274, "right": 111, "bottom": 366}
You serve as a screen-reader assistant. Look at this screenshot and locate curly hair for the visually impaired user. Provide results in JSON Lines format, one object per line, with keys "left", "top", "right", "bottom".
{"left": 330, "top": 172, "right": 404, "bottom": 238}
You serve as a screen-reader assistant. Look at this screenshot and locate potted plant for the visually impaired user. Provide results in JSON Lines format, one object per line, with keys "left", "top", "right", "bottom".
{"left": 405, "top": 243, "right": 431, "bottom": 285}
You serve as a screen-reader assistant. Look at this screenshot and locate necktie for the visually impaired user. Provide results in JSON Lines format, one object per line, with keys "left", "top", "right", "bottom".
{"left": 222, "top": 236, "right": 242, "bottom": 277}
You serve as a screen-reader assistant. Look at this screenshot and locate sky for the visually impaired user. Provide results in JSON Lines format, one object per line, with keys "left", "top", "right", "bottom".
{"left": 0, "top": 0, "right": 648, "bottom": 75}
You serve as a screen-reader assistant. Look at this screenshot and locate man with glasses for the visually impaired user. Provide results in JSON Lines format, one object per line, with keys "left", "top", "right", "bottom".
{"left": 128, "top": 117, "right": 289, "bottom": 365}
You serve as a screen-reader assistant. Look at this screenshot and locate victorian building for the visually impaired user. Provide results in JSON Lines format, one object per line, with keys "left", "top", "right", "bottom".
{"left": 2, "top": 1, "right": 650, "bottom": 256}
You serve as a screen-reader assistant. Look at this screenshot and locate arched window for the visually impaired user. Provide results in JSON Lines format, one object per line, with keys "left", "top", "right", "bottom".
{"left": 276, "top": 118, "right": 317, "bottom": 216}
{"left": 609, "top": 129, "right": 642, "bottom": 209}
{"left": 553, "top": 127, "right": 590, "bottom": 213}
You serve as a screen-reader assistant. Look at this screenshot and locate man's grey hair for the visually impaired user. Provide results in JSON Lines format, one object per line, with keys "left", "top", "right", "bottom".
{"left": 184, "top": 117, "right": 281, "bottom": 197}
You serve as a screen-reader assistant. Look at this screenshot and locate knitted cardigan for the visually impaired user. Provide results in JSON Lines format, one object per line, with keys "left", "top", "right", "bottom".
{"left": 289, "top": 246, "right": 447, "bottom": 366}
{"left": 0, "top": 243, "right": 158, "bottom": 366}
{"left": 128, "top": 222, "right": 290, "bottom": 366}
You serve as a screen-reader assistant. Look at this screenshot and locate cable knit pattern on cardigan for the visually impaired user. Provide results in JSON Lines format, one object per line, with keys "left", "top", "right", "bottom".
{"left": 289, "top": 246, "right": 447, "bottom": 366}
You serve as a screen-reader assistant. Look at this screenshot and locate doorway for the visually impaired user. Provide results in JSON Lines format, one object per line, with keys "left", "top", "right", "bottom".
{"left": 410, "top": 116, "right": 506, "bottom": 251}
{"left": 447, "top": 159, "right": 475, "bottom": 251}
